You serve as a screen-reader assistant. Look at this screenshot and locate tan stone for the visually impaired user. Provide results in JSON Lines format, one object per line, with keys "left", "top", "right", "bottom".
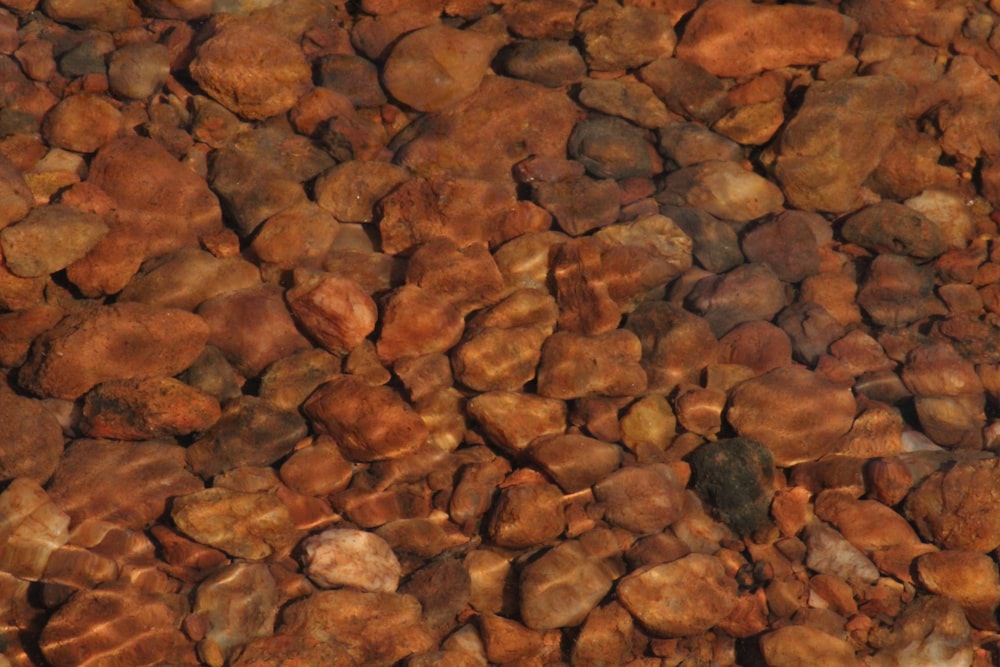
{"left": 467, "top": 391, "right": 566, "bottom": 456}
{"left": 41, "top": 93, "right": 122, "bottom": 153}
{"left": 759, "top": 624, "right": 857, "bottom": 667}
{"left": 376, "top": 285, "right": 465, "bottom": 364}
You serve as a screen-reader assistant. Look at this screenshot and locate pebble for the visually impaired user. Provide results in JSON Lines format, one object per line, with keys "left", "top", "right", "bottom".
{"left": 625, "top": 301, "right": 719, "bottom": 394}
{"left": 902, "top": 343, "right": 985, "bottom": 448}
{"left": 478, "top": 612, "right": 547, "bottom": 664}
{"left": 660, "top": 160, "right": 785, "bottom": 223}
{"left": 286, "top": 273, "right": 377, "bottom": 356}
{"left": 617, "top": 554, "right": 737, "bottom": 636}
{"left": 866, "top": 596, "right": 973, "bottom": 667}
{"left": 689, "top": 437, "right": 775, "bottom": 536}
{"left": 727, "top": 366, "right": 857, "bottom": 466}
{"left": 118, "top": 247, "right": 260, "bottom": 311}
{"left": 317, "top": 54, "right": 386, "bottom": 108}
{"left": 107, "top": 41, "right": 169, "bottom": 99}
{"left": 658, "top": 121, "right": 743, "bottom": 167}
{"left": 640, "top": 57, "right": 729, "bottom": 125}
{"left": 537, "top": 329, "right": 647, "bottom": 399}
{"left": 916, "top": 550, "right": 1000, "bottom": 629}
{"left": 572, "top": 602, "right": 634, "bottom": 666}
{"left": 857, "top": 254, "right": 946, "bottom": 328}
{"left": 79, "top": 376, "right": 220, "bottom": 440}
{"left": 313, "top": 160, "right": 409, "bottom": 224}
{"left": 594, "top": 464, "right": 687, "bottom": 534}
{"left": 0, "top": 477, "right": 69, "bottom": 581}
{"left": 619, "top": 393, "right": 677, "bottom": 451}
{"left": 676, "top": 0, "right": 856, "bottom": 78}
{"left": 0, "top": 203, "right": 108, "bottom": 277}
{"left": 376, "top": 284, "right": 465, "bottom": 363}
{"left": 399, "top": 558, "right": 471, "bottom": 640}
{"left": 191, "top": 562, "right": 279, "bottom": 663}
{"left": 906, "top": 457, "right": 1000, "bottom": 552}
{"left": 686, "top": 263, "right": 786, "bottom": 337}
{"left": 42, "top": 0, "right": 140, "bottom": 31}
{"left": 501, "top": 0, "right": 582, "bottom": 40}
{"left": 527, "top": 434, "right": 622, "bottom": 493}
{"left": 0, "top": 386, "right": 63, "bottom": 483}
{"left": 0, "top": 154, "right": 32, "bottom": 228}
{"left": 452, "top": 325, "right": 547, "bottom": 392}
{"left": 777, "top": 302, "right": 847, "bottom": 366}
{"left": 802, "top": 521, "right": 880, "bottom": 587}
{"left": 740, "top": 211, "right": 822, "bottom": 283}
{"left": 499, "top": 39, "right": 586, "bottom": 88}
{"left": 382, "top": 23, "right": 501, "bottom": 112}
{"left": 301, "top": 528, "right": 401, "bottom": 593}
{"left": 487, "top": 482, "right": 565, "bottom": 548}
{"left": 758, "top": 624, "right": 857, "bottom": 667}
{"left": 576, "top": 3, "right": 676, "bottom": 71}
{"left": 189, "top": 18, "right": 312, "bottom": 120}
{"left": 578, "top": 78, "right": 671, "bottom": 130}
{"left": 466, "top": 390, "right": 566, "bottom": 456}
{"left": 842, "top": 201, "right": 948, "bottom": 259}
{"left": 406, "top": 239, "right": 505, "bottom": 315}
{"left": 40, "top": 93, "right": 122, "bottom": 154}
{"left": 171, "top": 487, "right": 297, "bottom": 560}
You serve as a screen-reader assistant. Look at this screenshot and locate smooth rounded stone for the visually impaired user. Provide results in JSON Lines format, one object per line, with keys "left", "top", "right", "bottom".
{"left": 286, "top": 274, "right": 376, "bottom": 355}
{"left": 279, "top": 440, "right": 354, "bottom": 498}
{"left": 740, "top": 210, "right": 822, "bottom": 283}
{"left": 619, "top": 394, "right": 676, "bottom": 451}
{"left": 0, "top": 204, "right": 108, "bottom": 278}
{"left": 802, "top": 521, "right": 879, "bottom": 587}
{"left": 499, "top": 39, "right": 586, "bottom": 88}
{"left": 301, "top": 528, "right": 401, "bottom": 592}
{"left": 527, "top": 434, "right": 622, "bottom": 493}
{"left": 304, "top": 375, "right": 429, "bottom": 462}
{"left": 658, "top": 122, "right": 743, "bottom": 167}
{"left": 41, "top": 0, "right": 139, "bottom": 30}
{"left": 578, "top": 79, "right": 670, "bottom": 129}
{"left": 249, "top": 202, "right": 340, "bottom": 270}
{"left": 14, "top": 36, "right": 56, "bottom": 82}
{"left": 594, "top": 464, "right": 686, "bottom": 534}
{"left": 190, "top": 19, "right": 311, "bottom": 120}
{"left": 172, "top": 487, "right": 297, "bottom": 560}
{"left": 452, "top": 325, "right": 548, "bottom": 392}
{"left": 39, "top": 584, "right": 191, "bottom": 667}
{"left": 519, "top": 536, "right": 619, "bottom": 630}
{"left": 280, "top": 589, "right": 434, "bottom": 665}
{"left": 192, "top": 562, "right": 279, "bottom": 662}
{"left": 799, "top": 271, "right": 862, "bottom": 330}
{"left": 842, "top": 201, "right": 948, "bottom": 260}
{"left": 118, "top": 247, "right": 260, "bottom": 311}
{"left": 727, "top": 366, "right": 856, "bottom": 466}
{"left": 0, "top": 477, "right": 70, "bottom": 581}
{"left": 0, "top": 259, "right": 48, "bottom": 312}
{"left": 866, "top": 596, "right": 973, "bottom": 667}
{"left": 714, "top": 97, "right": 786, "bottom": 146}
{"left": 383, "top": 23, "right": 501, "bottom": 112}
{"left": 40, "top": 93, "right": 122, "bottom": 154}
{"left": 658, "top": 160, "right": 784, "bottom": 223}
{"left": 576, "top": 3, "right": 676, "bottom": 71}
{"left": 47, "top": 438, "right": 202, "bottom": 530}
{"left": 916, "top": 550, "right": 1000, "bottom": 628}
{"left": 314, "top": 161, "right": 408, "bottom": 224}
{"left": 406, "top": 239, "right": 505, "bottom": 315}
{"left": 719, "top": 320, "right": 792, "bottom": 375}
{"left": 399, "top": 558, "right": 472, "bottom": 640}
{"left": 568, "top": 115, "right": 657, "bottom": 180}
{"left": 685, "top": 263, "right": 786, "bottom": 337}
{"left": 905, "top": 457, "right": 1000, "bottom": 552}
{"left": 18, "top": 302, "right": 208, "bottom": 400}
{"left": 466, "top": 390, "right": 566, "bottom": 456}
{"left": 197, "top": 284, "right": 311, "bottom": 378}
{"left": 502, "top": 0, "right": 582, "bottom": 40}
{"left": 487, "top": 482, "right": 565, "bottom": 548}
{"left": 376, "top": 284, "right": 465, "bottom": 364}
{"left": 0, "top": 154, "right": 32, "bottom": 228}
{"left": 107, "top": 40, "right": 168, "bottom": 99}
{"left": 777, "top": 302, "right": 847, "bottom": 366}
{"left": 531, "top": 174, "right": 620, "bottom": 237}
{"left": 815, "top": 491, "right": 922, "bottom": 561}
{"left": 180, "top": 344, "right": 243, "bottom": 404}
{"left": 0, "top": 305, "right": 63, "bottom": 368}
{"left": 902, "top": 343, "right": 985, "bottom": 449}
{"left": 537, "top": 329, "right": 647, "bottom": 399}
{"left": 572, "top": 602, "right": 634, "bottom": 667}
{"left": 317, "top": 54, "right": 386, "bottom": 107}
{"left": 378, "top": 176, "right": 519, "bottom": 256}
{"left": 639, "top": 57, "right": 730, "bottom": 125}
{"left": 478, "top": 613, "right": 547, "bottom": 664}
{"left": 904, "top": 188, "right": 974, "bottom": 250}
{"left": 774, "top": 75, "right": 907, "bottom": 212}
{"left": 493, "top": 230, "right": 568, "bottom": 291}
{"left": 676, "top": 0, "right": 855, "bottom": 78}
{"left": 689, "top": 437, "right": 775, "bottom": 536}
{"left": 0, "top": 389, "right": 63, "bottom": 484}
{"left": 617, "top": 554, "right": 737, "bottom": 636}
{"left": 857, "top": 254, "right": 945, "bottom": 328}
{"left": 79, "top": 376, "right": 220, "bottom": 440}
{"left": 759, "top": 624, "right": 857, "bottom": 667}
{"left": 674, "top": 386, "right": 727, "bottom": 438}
{"left": 395, "top": 76, "right": 579, "bottom": 183}
{"left": 625, "top": 301, "right": 719, "bottom": 393}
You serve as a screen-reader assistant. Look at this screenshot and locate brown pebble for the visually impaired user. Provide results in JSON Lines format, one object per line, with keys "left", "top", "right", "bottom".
{"left": 686, "top": 263, "right": 787, "bottom": 337}
{"left": 537, "top": 329, "right": 647, "bottom": 399}
{"left": 249, "top": 202, "right": 340, "bottom": 270}
{"left": 1, "top": 203, "right": 108, "bottom": 278}
{"left": 466, "top": 390, "right": 566, "bottom": 456}
{"left": 576, "top": 3, "right": 676, "bottom": 71}
{"left": 108, "top": 41, "right": 169, "bottom": 100}
{"left": 286, "top": 273, "right": 377, "bottom": 356}
{"left": 376, "top": 284, "right": 465, "bottom": 364}
{"left": 41, "top": 93, "right": 122, "bottom": 153}
{"left": 313, "top": 160, "right": 409, "bottom": 224}
{"left": 906, "top": 457, "right": 1000, "bottom": 552}
{"left": 172, "top": 488, "right": 298, "bottom": 560}
{"left": 759, "top": 624, "right": 858, "bottom": 667}
{"left": 79, "top": 376, "right": 220, "bottom": 440}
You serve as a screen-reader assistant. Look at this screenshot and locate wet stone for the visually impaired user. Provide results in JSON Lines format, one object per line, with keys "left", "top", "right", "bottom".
{"left": 317, "top": 54, "right": 386, "bottom": 108}
{"left": 527, "top": 434, "right": 622, "bottom": 494}
{"left": 686, "top": 263, "right": 786, "bottom": 337}
{"left": 79, "top": 376, "right": 220, "bottom": 440}
{"left": 0, "top": 203, "right": 108, "bottom": 278}
{"left": 498, "top": 39, "right": 586, "bottom": 88}
{"left": 286, "top": 273, "right": 377, "bottom": 356}
{"left": 537, "top": 329, "right": 647, "bottom": 399}
{"left": 625, "top": 301, "right": 719, "bottom": 393}
{"left": 640, "top": 57, "right": 730, "bottom": 125}
{"left": 313, "top": 160, "right": 409, "bottom": 224}
{"left": 759, "top": 624, "right": 857, "bottom": 667}
{"left": 487, "top": 481, "right": 565, "bottom": 548}
{"left": 0, "top": 387, "right": 63, "bottom": 484}
{"left": 301, "top": 528, "right": 401, "bottom": 592}
{"left": 857, "top": 254, "right": 946, "bottom": 328}
{"left": 576, "top": 3, "right": 676, "bottom": 72}
{"left": 689, "top": 437, "right": 775, "bottom": 536}
{"left": 568, "top": 115, "right": 658, "bottom": 180}
{"left": 107, "top": 41, "right": 169, "bottom": 100}
{"left": 0, "top": 153, "right": 32, "bottom": 228}
{"left": 399, "top": 558, "right": 472, "bottom": 640}
{"left": 376, "top": 284, "right": 465, "bottom": 364}
{"left": 249, "top": 202, "right": 340, "bottom": 270}
{"left": 502, "top": 0, "right": 583, "bottom": 40}
{"left": 740, "top": 210, "right": 823, "bottom": 283}
{"left": 777, "top": 302, "right": 847, "bottom": 366}
{"left": 658, "top": 121, "right": 743, "bottom": 167}
{"left": 172, "top": 487, "right": 298, "bottom": 560}
{"left": 661, "top": 205, "right": 743, "bottom": 274}
{"left": 532, "top": 173, "right": 620, "bottom": 237}
{"left": 842, "top": 201, "right": 949, "bottom": 259}
{"left": 658, "top": 160, "right": 785, "bottom": 223}
{"left": 578, "top": 78, "right": 671, "bottom": 130}
{"left": 594, "top": 463, "right": 687, "bottom": 534}
{"left": 466, "top": 390, "right": 566, "bottom": 456}
{"left": 193, "top": 562, "right": 280, "bottom": 662}
{"left": 905, "top": 457, "right": 1000, "bottom": 552}
{"left": 41, "top": 93, "right": 122, "bottom": 154}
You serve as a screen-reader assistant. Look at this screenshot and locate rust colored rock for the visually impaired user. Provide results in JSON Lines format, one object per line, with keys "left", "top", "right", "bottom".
{"left": 107, "top": 41, "right": 169, "bottom": 100}
{"left": 286, "top": 273, "right": 377, "bottom": 355}
{"left": 594, "top": 463, "right": 686, "bottom": 534}
{"left": 304, "top": 375, "right": 429, "bottom": 462}
{"left": 619, "top": 394, "right": 677, "bottom": 451}
{"left": 659, "top": 160, "right": 784, "bottom": 223}
{"left": 0, "top": 388, "right": 63, "bottom": 484}
{"left": 865, "top": 596, "right": 973, "bottom": 667}
{"left": 375, "top": 515, "right": 469, "bottom": 559}
{"left": 740, "top": 211, "right": 822, "bottom": 283}
{"left": 399, "top": 558, "right": 472, "bottom": 640}
{"left": 727, "top": 366, "right": 856, "bottom": 466}
{"left": 48, "top": 439, "right": 202, "bottom": 530}
{"left": 532, "top": 174, "right": 620, "bottom": 237}
{"left": 759, "top": 624, "right": 857, "bottom": 667}
{"left": 405, "top": 239, "right": 505, "bottom": 315}
{"left": 79, "top": 376, "right": 220, "bottom": 440}
{"left": 906, "top": 457, "right": 1000, "bottom": 552}
{"left": 842, "top": 200, "right": 948, "bottom": 259}
{"left": 185, "top": 396, "right": 308, "bottom": 478}
{"left": 376, "top": 284, "right": 465, "bottom": 364}
{"left": 190, "top": 19, "right": 312, "bottom": 120}
{"left": 279, "top": 440, "right": 354, "bottom": 498}
{"left": 686, "top": 263, "right": 786, "bottom": 337}
{"left": 625, "top": 301, "right": 719, "bottom": 393}
{"left": 172, "top": 487, "right": 298, "bottom": 560}
{"left": 916, "top": 550, "right": 1000, "bottom": 629}
{"left": 572, "top": 602, "right": 635, "bottom": 667}
{"left": 1, "top": 203, "right": 108, "bottom": 278}
{"left": 479, "top": 612, "right": 547, "bottom": 664}
{"left": 41, "top": 93, "right": 122, "bottom": 153}
{"left": 527, "top": 434, "right": 622, "bottom": 494}
{"left": 617, "top": 554, "right": 738, "bottom": 636}
{"left": 815, "top": 490, "right": 922, "bottom": 558}
{"left": 314, "top": 160, "right": 409, "bottom": 224}
{"left": 502, "top": 0, "right": 583, "bottom": 40}
{"left": 395, "top": 76, "right": 580, "bottom": 183}
{"left": 550, "top": 237, "right": 624, "bottom": 335}
{"left": 0, "top": 305, "right": 63, "bottom": 367}
{"left": 800, "top": 271, "right": 862, "bottom": 328}
{"left": 537, "top": 329, "right": 647, "bottom": 399}
{"left": 803, "top": 521, "right": 879, "bottom": 587}
{"left": 581, "top": 79, "right": 670, "bottom": 130}
{"left": 640, "top": 57, "right": 729, "bottom": 125}
{"left": 250, "top": 202, "right": 340, "bottom": 270}
{"left": 487, "top": 482, "right": 565, "bottom": 548}
{"left": 452, "top": 325, "right": 548, "bottom": 392}
{"left": 902, "top": 343, "right": 985, "bottom": 449}
{"left": 19, "top": 302, "right": 208, "bottom": 400}
{"left": 658, "top": 121, "right": 743, "bottom": 167}
{"left": 857, "top": 254, "right": 945, "bottom": 328}
{"left": 576, "top": 3, "right": 676, "bottom": 71}
{"left": 676, "top": 0, "right": 854, "bottom": 78}
{"left": 382, "top": 22, "right": 501, "bottom": 112}
{"left": 197, "top": 284, "right": 311, "bottom": 378}
{"left": 777, "top": 302, "right": 847, "bottom": 366}
{"left": 467, "top": 390, "right": 566, "bottom": 456}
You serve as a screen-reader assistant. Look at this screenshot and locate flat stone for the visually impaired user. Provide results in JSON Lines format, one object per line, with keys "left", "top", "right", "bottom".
{"left": 759, "top": 624, "right": 858, "bottom": 667}
{"left": 172, "top": 488, "right": 297, "bottom": 560}
{"left": 79, "top": 376, "right": 220, "bottom": 440}
{"left": 499, "top": 39, "right": 586, "bottom": 88}
{"left": 639, "top": 57, "right": 729, "bottom": 125}
{"left": 686, "top": 263, "right": 786, "bottom": 337}
{"left": 658, "top": 121, "right": 743, "bottom": 166}
{"left": 286, "top": 274, "right": 377, "bottom": 355}
{"left": 842, "top": 201, "right": 949, "bottom": 259}
{"left": 658, "top": 160, "right": 785, "bottom": 223}
{"left": 579, "top": 79, "right": 670, "bottom": 129}
{"left": 314, "top": 160, "right": 409, "bottom": 223}
{"left": 118, "top": 247, "right": 261, "bottom": 311}
{"left": 0, "top": 203, "right": 108, "bottom": 277}
{"left": 0, "top": 154, "right": 33, "bottom": 228}
{"left": 740, "top": 210, "right": 822, "bottom": 283}
{"left": 568, "top": 115, "right": 658, "bottom": 180}
{"left": 466, "top": 390, "right": 566, "bottom": 456}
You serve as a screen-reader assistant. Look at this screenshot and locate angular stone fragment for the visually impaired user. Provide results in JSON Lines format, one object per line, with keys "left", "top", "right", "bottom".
{"left": 190, "top": 19, "right": 312, "bottom": 120}
{"left": 676, "top": 0, "right": 855, "bottom": 78}
{"left": 286, "top": 274, "right": 377, "bottom": 355}
{"left": 48, "top": 439, "right": 202, "bottom": 530}
{"left": 617, "top": 554, "right": 737, "bottom": 636}
{"left": 803, "top": 521, "right": 879, "bottom": 587}
{"left": 594, "top": 464, "right": 686, "bottom": 534}
{"left": 376, "top": 284, "right": 465, "bottom": 363}
{"left": 493, "top": 230, "right": 569, "bottom": 291}
{"left": 537, "top": 330, "right": 647, "bottom": 399}
{"left": 19, "top": 303, "right": 208, "bottom": 400}
{"left": 80, "top": 377, "right": 220, "bottom": 440}
{"left": 1, "top": 203, "right": 108, "bottom": 277}
{"left": 466, "top": 391, "right": 566, "bottom": 456}
{"left": 905, "top": 458, "right": 1000, "bottom": 552}
{"left": 452, "top": 325, "right": 548, "bottom": 392}
{"left": 406, "top": 239, "right": 505, "bottom": 315}
{"left": 197, "top": 284, "right": 312, "bottom": 378}
{"left": 487, "top": 482, "right": 565, "bottom": 549}
{"left": 304, "top": 375, "right": 429, "bottom": 461}
{"left": 686, "top": 263, "right": 786, "bottom": 337}
{"left": 576, "top": 3, "right": 676, "bottom": 71}
{"left": 580, "top": 79, "right": 670, "bottom": 129}
{"left": 185, "top": 396, "right": 308, "bottom": 478}
{"left": 527, "top": 434, "right": 622, "bottom": 493}
{"left": 119, "top": 247, "right": 259, "bottom": 312}
{"left": 301, "top": 528, "right": 401, "bottom": 592}
{"left": 759, "top": 624, "right": 857, "bottom": 667}
{"left": 41, "top": 93, "right": 122, "bottom": 153}
{"left": 727, "top": 367, "right": 856, "bottom": 466}
{"left": 172, "top": 487, "right": 297, "bottom": 560}
{"left": 658, "top": 160, "right": 784, "bottom": 223}
{"left": 532, "top": 174, "right": 620, "bottom": 237}
{"left": 478, "top": 613, "right": 547, "bottom": 664}
{"left": 382, "top": 23, "right": 501, "bottom": 112}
